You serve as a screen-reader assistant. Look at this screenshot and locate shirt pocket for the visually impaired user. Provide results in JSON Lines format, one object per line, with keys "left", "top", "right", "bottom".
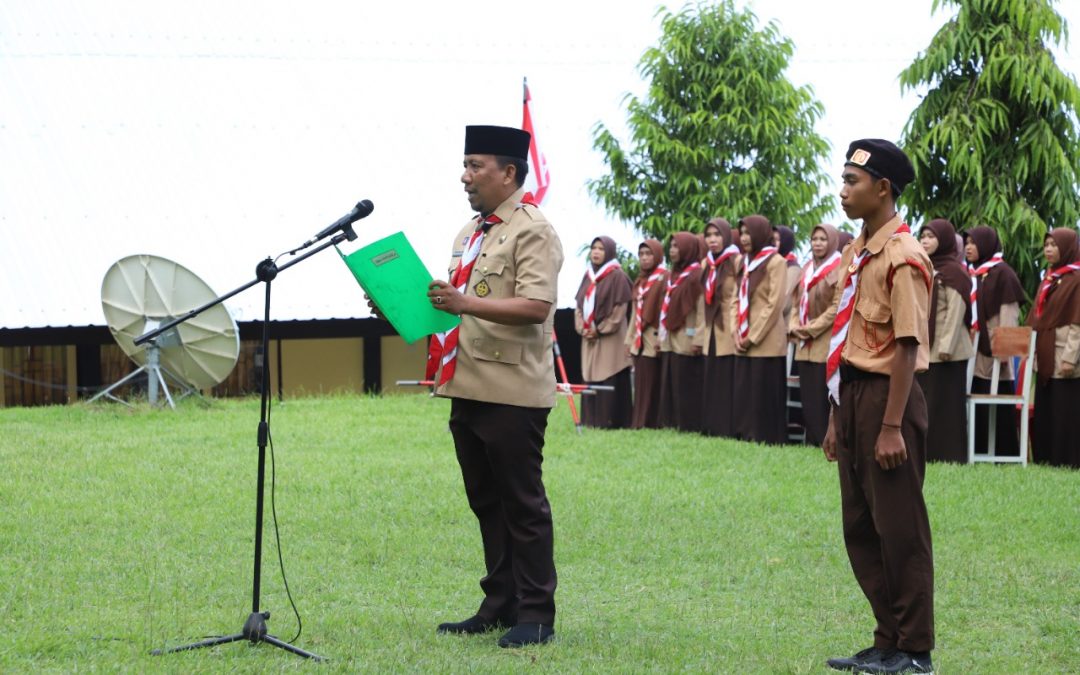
{"left": 853, "top": 295, "right": 894, "bottom": 354}
{"left": 474, "top": 254, "right": 510, "bottom": 297}
{"left": 470, "top": 337, "right": 523, "bottom": 365}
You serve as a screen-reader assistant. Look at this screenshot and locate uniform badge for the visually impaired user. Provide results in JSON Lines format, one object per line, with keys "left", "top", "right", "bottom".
{"left": 848, "top": 262, "right": 859, "bottom": 273}
{"left": 474, "top": 279, "right": 491, "bottom": 297}
{"left": 849, "top": 148, "right": 871, "bottom": 166}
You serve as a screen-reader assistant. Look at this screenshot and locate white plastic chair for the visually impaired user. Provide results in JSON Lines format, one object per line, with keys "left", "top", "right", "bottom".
{"left": 966, "top": 327, "right": 1036, "bottom": 465}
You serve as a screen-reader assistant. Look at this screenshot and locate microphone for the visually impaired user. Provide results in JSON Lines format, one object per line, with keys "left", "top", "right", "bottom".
{"left": 302, "top": 199, "right": 374, "bottom": 247}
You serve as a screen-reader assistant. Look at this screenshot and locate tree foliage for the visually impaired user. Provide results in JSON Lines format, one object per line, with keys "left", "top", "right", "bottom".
{"left": 588, "top": 1, "right": 833, "bottom": 242}
{"left": 900, "top": 0, "right": 1080, "bottom": 295}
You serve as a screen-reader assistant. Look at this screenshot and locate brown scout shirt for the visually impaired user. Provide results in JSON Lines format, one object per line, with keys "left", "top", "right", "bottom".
{"left": 435, "top": 188, "right": 564, "bottom": 408}
{"left": 837, "top": 215, "right": 932, "bottom": 375}
{"left": 575, "top": 302, "right": 632, "bottom": 382}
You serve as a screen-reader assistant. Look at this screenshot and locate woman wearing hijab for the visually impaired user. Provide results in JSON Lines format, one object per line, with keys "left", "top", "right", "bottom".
{"left": 575, "top": 236, "right": 634, "bottom": 428}
{"left": 774, "top": 225, "right": 803, "bottom": 324}
{"left": 964, "top": 225, "right": 1026, "bottom": 457}
{"left": 700, "top": 218, "right": 743, "bottom": 437}
{"left": 732, "top": 215, "right": 788, "bottom": 444}
{"left": 788, "top": 223, "right": 844, "bottom": 446}
{"left": 917, "top": 218, "right": 974, "bottom": 462}
{"left": 1029, "top": 228, "right": 1080, "bottom": 468}
{"left": 624, "top": 239, "right": 668, "bottom": 429}
{"left": 657, "top": 232, "right": 706, "bottom": 432}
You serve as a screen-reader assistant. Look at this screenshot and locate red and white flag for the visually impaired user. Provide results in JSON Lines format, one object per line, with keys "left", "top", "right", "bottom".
{"left": 522, "top": 78, "right": 551, "bottom": 205}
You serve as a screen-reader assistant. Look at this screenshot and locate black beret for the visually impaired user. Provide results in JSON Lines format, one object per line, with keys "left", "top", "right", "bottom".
{"left": 464, "top": 125, "right": 531, "bottom": 160}
{"left": 844, "top": 139, "right": 915, "bottom": 194}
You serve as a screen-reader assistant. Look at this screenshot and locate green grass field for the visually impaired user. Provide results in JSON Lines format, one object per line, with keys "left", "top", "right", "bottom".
{"left": 0, "top": 394, "right": 1077, "bottom": 673}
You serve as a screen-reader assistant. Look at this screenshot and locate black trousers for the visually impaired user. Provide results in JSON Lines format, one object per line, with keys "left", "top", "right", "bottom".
{"left": 836, "top": 373, "right": 934, "bottom": 653}
{"left": 448, "top": 398, "right": 557, "bottom": 625}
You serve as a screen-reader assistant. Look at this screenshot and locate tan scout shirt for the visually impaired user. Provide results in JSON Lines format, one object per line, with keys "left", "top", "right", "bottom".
{"left": 740, "top": 254, "right": 789, "bottom": 358}
{"left": 575, "top": 303, "right": 632, "bottom": 382}
{"left": 435, "top": 189, "right": 564, "bottom": 408}
{"left": 929, "top": 284, "right": 975, "bottom": 363}
{"left": 625, "top": 314, "right": 662, "bottom": 358}
{"left": 973, "top": 302, "right": 1019, "bottom": 380}
{"left": 1035, "top": 323, "right": 1080, "bottom": 379}
{"left": 703, "top": 256, "right": 742, "bottom": 357}
{"left": 790, "top": 261, "right": 841, "bottom": 364}
{"left": 837, "top": 216, "right": 931, "bottom": 375}
{"left": 659, "top": 295, "right": 706, "bottom": 355}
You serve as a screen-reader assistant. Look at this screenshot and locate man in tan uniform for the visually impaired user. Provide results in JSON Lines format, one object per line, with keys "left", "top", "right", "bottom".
{"left": 822, "top": 139, "right": 935, "bottom": 674}
{"left": 426, "top": 125, "right": 564, "bottom": 648}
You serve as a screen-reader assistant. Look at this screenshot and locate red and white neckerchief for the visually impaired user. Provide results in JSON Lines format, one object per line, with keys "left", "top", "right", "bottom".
{"left": 1034, "top": 262, "right": 1080, "bottom": 319}
{"left": 704, "top": 245, "right": 740, "bottom": 305}
{"left": 735, "top": 246, "right": 778, "bottom": 341}
{"left": 968, "top": 253, "right": 1004, "bottom": 332}
{"left": 426, "top": 212, "right": 501, "bottom": 384}
{"left": 426, "top": 193, "right": 538, "bottom": 385}
{"left": 658, "top": 262, "right": 702, "bottom": 342}
{"left": 581, "top": 259, "right": 622, "bottom": 330}
{"left": 632, "top": 265, "right": 666, "bottom": 351}
{"left": 797, "top": 251, "right": 843, "bottom": 346}
{"left": 826, "top": 223, "right": 911, "bottom": 404}
{"left": 785, "top": 252, "right": 799, "bottom": 265}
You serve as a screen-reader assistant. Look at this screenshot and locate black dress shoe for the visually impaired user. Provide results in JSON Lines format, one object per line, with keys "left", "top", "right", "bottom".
{"left": 827, "top": 647, "right": 894, "bottom": 671}
{"left": 497, "top": 622, "right": 554, "bottom": 648}
{"left": 857, "top": 650, "right": 933, "bottom": 674}
{"left": 436, "top": 614, "right": 512, "bottom": 635}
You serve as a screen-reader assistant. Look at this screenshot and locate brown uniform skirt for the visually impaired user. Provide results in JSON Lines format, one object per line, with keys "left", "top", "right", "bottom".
{"left": 630, "top": 354, "right": 662, "bottom": 429}
{"left": 1033, "top": 377, "right": 1080, "bottom": 468}
{"left": 797, "top": 361, "right": 830, "bottom": 447}
{"left": 658, "top": 352, "right": 704, "bottom": 432}
{"left": 732, "top": 355, "right": 787, "bottom": 444}
{"left": 581, "top": 367, "right": 632, "bottom": 429}
{"left": 916, "top": 360, "right": 968, "bottom": 463}
{"left": 701, "top": 354, "right": 735, "bottom": 437}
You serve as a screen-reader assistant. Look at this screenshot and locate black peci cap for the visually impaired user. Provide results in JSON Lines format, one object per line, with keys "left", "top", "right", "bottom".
{"left": 844, "top": 139, "right": 915, "bottom": 194}
{"left": 464, "top": 125, "right": 531, "bottom": 160}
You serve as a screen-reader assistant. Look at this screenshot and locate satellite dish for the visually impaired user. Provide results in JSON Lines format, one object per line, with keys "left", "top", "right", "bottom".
{"left": 90, "top": 254, "right": 240, "bottom": 407}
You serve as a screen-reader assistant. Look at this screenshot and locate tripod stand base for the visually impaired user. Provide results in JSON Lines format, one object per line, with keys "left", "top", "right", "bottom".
{"left": 151, "top": 611, "right": 324, "bottom": 661}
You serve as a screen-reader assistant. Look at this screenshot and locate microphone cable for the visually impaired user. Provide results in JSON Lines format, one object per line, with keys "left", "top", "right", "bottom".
{"left": 265, "top": 393, "right": 305, "bottom": 644}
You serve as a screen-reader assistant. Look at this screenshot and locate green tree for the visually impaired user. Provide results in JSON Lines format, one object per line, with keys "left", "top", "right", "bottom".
{"left": 588, "top": 1, "right": 833, "bottom": 241}
{"left": 900, "top": 0, "right": 1080, "bottom": 295}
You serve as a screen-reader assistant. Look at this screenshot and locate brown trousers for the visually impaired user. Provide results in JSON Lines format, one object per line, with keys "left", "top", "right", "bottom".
{"left": 836, "top": 373, "right": 935, "bottom": 653}
{"left": 630, "top": 354, "right": 662, "bottom": 429}
{"left": 449, "top": 398, "right": 557, "bottom": 625}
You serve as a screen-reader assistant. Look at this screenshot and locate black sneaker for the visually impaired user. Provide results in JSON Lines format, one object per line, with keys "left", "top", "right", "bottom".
{"left": 827, "top": 647, "right": 894, "bottom": 671}
{"left": 497, "top": 622, "right": 554, "bottom": 648}
{"left": 857, "top": 649, "right": 933, "bottom": 674}
{"left": 436, "top": 614, "right": 513, "bottom": 635}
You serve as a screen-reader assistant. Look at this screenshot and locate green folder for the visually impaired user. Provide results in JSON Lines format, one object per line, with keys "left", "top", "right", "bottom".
{"left": 336, "top": 232, "right": 460, "bottom": 344}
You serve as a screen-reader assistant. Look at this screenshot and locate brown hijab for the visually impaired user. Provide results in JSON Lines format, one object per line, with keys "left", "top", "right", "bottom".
{"left": 922, "top": 218, "right": 972, "bottom": 345}
{"left": 702, "top": 218, "right": 738, "bottom": 328}
{"left": 633, "top": 238, "right": 667, "bottom": 327}
{"left": 836, "top": 230, "right": 855, "bottom": 253}
{"left": 775, "top": 225, "right": 800, "bottom": 267}
{"left": 663, "top": 231, "right": 704, "bottom": 332}
{"left": 575, "top": 236, "right": 633, "bottom": 326}
{"left": 967, "top": 225, "right": 1026, "bottom": 356}
{"left": 1030, "top": 228, "right": 1080, "bottom": 384}
{"left": 805, "top": 223, "right": 842, "bottom": 321}
{"left": 739, "top": 214, "right": 776, "bottom": 297}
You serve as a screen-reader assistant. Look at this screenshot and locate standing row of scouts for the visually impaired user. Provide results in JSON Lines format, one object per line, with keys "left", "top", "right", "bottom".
{"left": 572, "top": 194, "right": 1080, "bottom": 471}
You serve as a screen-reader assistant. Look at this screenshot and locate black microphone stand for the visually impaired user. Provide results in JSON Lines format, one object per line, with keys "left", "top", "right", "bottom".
{"left": 141, "top": 230, "right": 355, "bottom": 662}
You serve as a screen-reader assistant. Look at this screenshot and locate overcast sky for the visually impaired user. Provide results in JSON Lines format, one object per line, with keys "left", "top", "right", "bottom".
{"left": 3, "top": 0, "right": 1079, "bottom": 328}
